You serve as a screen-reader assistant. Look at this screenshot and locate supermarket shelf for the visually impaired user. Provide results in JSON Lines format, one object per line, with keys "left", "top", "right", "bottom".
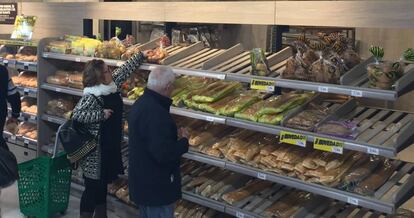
{"left": 71, "top": 179, "right": 224, "bottom": 217}
{"left": 42, "top": 114, "right": 66, "bottom": 125}
{"left": 2, "top": 131, "right": 37, "bottom": 150}
{"left": 0, "top": 39, "right": 38, "bottom": 47}
{"left": 183, "top": 151, "right": 414, "bottom": 214}
{"left": 70, "top": 182, "right": 139, "bottom": 217}
{"left": 7, "top": 108, "right": 37, "bottom": 123}
{"left": 16, "top": 86, "right": 37, "bottom": 98}
{"left": 41, "top": 83, "right": 82, "bottom": 96}
{"left": 0, "top": 58, "right": 37, "bottom": 72}
{"left": 39, "top": 84, "right": 414, "bottom": 158}
{"left": 41, "top": 51, "right": 414, "bottom": 101}
{"left": 181, "top": 191, "right": 226, "bottom": 213}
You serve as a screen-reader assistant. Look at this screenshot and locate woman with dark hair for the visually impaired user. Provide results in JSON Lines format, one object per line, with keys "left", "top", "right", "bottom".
{"left": 72, "top": 52, "right": 146, "bottom": 218}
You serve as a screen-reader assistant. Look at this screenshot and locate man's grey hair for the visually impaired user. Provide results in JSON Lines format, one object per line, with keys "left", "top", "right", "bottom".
{"left": 147, "top": 66, "right": 176, "bottom": 90}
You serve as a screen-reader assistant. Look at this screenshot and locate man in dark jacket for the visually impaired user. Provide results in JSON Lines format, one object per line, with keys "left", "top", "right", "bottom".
{"left": 128, "top": 66, "right": 189, "bottom": 218}
{"left": 0, "top": 65, "right": 21, "bottom": 151}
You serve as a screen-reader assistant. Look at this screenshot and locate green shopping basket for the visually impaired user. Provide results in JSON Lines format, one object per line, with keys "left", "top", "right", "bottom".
{"left": 18, "top": 124, "right": 72, "bottom": 218}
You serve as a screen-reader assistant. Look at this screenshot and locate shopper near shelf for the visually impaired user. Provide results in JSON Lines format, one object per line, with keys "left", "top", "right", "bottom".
{"left": 0, "top": 65, "right": 20, "bottom": 200}
{"left": 0, "top": 65, "right": 21, "bottom": 150}
{"left": 128, "top": 66, "right": 189, "bottom": 218}
{"left": 71, "top": 52, "right": 146, "bottom": 218}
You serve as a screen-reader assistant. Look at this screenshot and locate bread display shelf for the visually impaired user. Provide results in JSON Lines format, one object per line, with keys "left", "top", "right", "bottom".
{"left": 0, "top": 39, "right": 38, "bottom": 47}
{"left": 2, "top": 131, "right": 37, "bottom": 150}
{"left": 40, "top": 37, "right": 414, "bottom": 101}
{"left": 41, "top": 114, "right": 66, "bottom": 125}
{"left": 0, "top": 58, "right": 37, "bottom": 72}
{"left": 7, "top": 108, "right": 37, "bottom": 124}
{"left": 16, "top": 86, "right": 38, "bottom": 98}
{"left": 40, "top": 83, "right": 414, "bottom": 158}
{"left": 183, "top": 151, "right": 414, "bottom": 214}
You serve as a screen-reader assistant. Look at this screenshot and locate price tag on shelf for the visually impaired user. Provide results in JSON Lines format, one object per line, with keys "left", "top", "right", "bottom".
{"left": 24, "top": 88, "right": 29, "bottom": 93}
{"left": 30, "top": 115, "right": 36, "bottom": 120}
{"left": 351, "top": 90, "right": 363, "bottom": 97}
{"left": 205, "top": 116, "right": 215, "bottom": 122}
{"left": 257, "top": 172, "right": 267, "bottom": 180}
{"left": 24, "top": 139, "right": 29, "bottom": 144}
{"left": 10, "top": 135, "right": 16, "bottom": 142}
{"left": 55, "top": 88, "right": 62, "bottom": 92}
{"left": 280, "top": 131, "right": 307, "bottom": 147}
{"left": 347, "top": 197, "right": 359, "bottom": 206}
{"left": 313, "top": 137, "right": 344, "bottom": 154}
{"left": 236, "top": 211, "right": 245, "bottom": 218}
{"left": 318, "top": 86, "right": 329, "bottom": 93}
{"left": 250, "top": 79, "right": 275, "bottom": 92}
{"left": 116, "top": 62, "right": 123, "bottom": 67}
{"left": 24, "top": 62, "right": 29, "bottom": 67}
{"left": 3, "top": 60, "right": 8, "bottom": 64}
{"left": 43, "top": 53, "right": 49, "bottom": 58}
{"left": 75, "top": 57, "right": 81, "bottom": 62}
{"left": 367, "top": 147, "right": 379, "bottom": 155}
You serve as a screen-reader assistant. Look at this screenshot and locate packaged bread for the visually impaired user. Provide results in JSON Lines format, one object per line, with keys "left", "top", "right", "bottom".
{"left": 234, "top": 100, "right": 266, "bottom": 122}
{"left": 217, "top": 90, "right": 261, "bottom": 117}
{"left": 68, "top": 72, "right": 83, "bottom": 89}
{"left": 47, "top": 73, "right": 69, "bottom": 86}
{"left": 263, "top": 191, "right": 313, "bottom": 218}
{"left": 221, "top": 180, "right": 273, "bottom": 205}
{"left": 354, "top": 160, "right": 396, "bottom": 196}
{"left": 341, "top": 155, "right": 381, "bottom": 191}
{"left": 46, "top": 98, "right": 75, "bottom": 117}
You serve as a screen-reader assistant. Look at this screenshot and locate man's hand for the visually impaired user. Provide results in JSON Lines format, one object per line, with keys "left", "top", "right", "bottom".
{"left": 178, "top": 127, "right": 189, "bottom": 139}
{"left": 103, "top": 109, "right": 113, "bottom": 120}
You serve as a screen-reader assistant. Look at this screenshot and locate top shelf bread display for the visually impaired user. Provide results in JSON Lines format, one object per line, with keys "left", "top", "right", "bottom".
{"left": 41, "top": 33, "right": 414, "bottom": 101}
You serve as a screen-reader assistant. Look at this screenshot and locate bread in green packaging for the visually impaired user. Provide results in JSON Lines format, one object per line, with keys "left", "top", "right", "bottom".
{"left": 234, "top": 100, "right": 266, "bottom": 122}
{"left": 217, "top": 90, "right": 261, "bottom": 117}
{"left": 192, "top": 81, "right": 242, "bottom": 103}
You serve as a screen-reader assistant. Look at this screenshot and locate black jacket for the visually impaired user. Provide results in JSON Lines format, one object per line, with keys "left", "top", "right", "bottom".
{"left": 128, "top": 88, "right": 189, "bottom": 206}
{"left": 0, "top": 65, "right": 21, "bottom": 150}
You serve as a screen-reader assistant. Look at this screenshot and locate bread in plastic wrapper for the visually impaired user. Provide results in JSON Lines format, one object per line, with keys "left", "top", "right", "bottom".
{"left": 340, "top": 155, "right": 380, "bottom": 191}
{"left": 221, "top": 180, "right": 273, "bottom": 205}
{"left": 217, "top": 90, "right": 261, "bottom": 117}
{"left": 354, "top": 159, "right": 396, "bottom": 196}
{"left": 234, "top": 100, "right": 266, "bottom": 122}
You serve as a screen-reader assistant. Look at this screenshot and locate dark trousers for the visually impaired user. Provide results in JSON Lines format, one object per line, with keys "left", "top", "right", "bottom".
{"left": 138, "top": 204, "right": 174, "bottom": 218}
{"left": 0, "top": 116, "right": 8, "bottom": 151}
{"left": 80, "top": 177, "right": 107, "bottom": 213}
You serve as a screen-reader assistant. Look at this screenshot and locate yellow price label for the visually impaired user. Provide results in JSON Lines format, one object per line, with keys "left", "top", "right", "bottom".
{"left": 280, "top": 131, "right": 307, "bottom": 147}
{"left": 250, "top": 79, "right": 275, "bottom": 92}
{"left": 313, "top": 137, "right": 344, "bottom": 154}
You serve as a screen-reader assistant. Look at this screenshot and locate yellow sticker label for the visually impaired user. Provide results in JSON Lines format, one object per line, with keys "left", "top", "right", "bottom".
{"left": 280, "top": 131, "right": 307, "bottom": 147}
{"left": 313, "top": 137, "right": 344, "bottom": 154}
{"left": 250, "top": 79, "right": 275, "bottom": 92}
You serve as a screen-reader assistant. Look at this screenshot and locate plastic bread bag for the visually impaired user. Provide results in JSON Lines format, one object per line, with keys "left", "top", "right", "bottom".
{"left": 310, "top": 58, "right": 342, "bottom": 84}
{"left": 316, "top": 120, "right": 357, "bottom": 139}
{"left": 341, "top": 48, "right": 361, "bottom": 70}
{"left": 354, "top": 159, "right": 396, "bottom": 196}
{"left": 340, "top": 155, "right": 381, "bottom": 191}
{"left": 249, "top": 48, "right": 271, "bottom": 76}
{"left": 192, "top": 82, "right": 242, "bottom": 103}
{"left": 217, "top": 90, "right": 262, "bottom": 117}
{"left": 221, "top": 180, "right": 273, "bottom": 205}
{"left": 233, "top": 101, "right": 266, "bottom": 122}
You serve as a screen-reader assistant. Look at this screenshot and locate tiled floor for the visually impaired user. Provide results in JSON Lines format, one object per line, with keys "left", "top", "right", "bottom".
{"left": 0, "top": 183, "right": 120, "bottom": 218}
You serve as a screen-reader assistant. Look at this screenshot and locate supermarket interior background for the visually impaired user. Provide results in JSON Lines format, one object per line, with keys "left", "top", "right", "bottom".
{"left": 1, "top": 1, "right": 414, "bottom": 218}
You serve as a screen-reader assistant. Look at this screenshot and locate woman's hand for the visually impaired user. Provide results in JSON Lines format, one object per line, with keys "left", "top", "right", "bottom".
{"left": 103, "top": 109, "right": 113, "bottom": 119}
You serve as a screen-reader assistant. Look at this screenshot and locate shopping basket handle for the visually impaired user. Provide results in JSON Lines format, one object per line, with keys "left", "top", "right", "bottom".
{"left": 53, "top": 123, "right": 65, "bottom": 158}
